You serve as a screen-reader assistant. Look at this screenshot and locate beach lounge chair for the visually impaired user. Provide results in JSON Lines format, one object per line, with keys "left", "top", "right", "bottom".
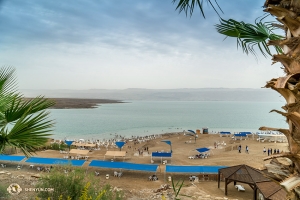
{"left": 1, "top": 164, "right": 6, "bottom": 168}
{"left": 148, "top": 176, "right": 153, "bottom": 181}
{"left": 114, "top": 171, "right": 118, "bottom": 177}
{"left": 117, "top": 172, "right": 123, "bottom": 177}
{"left": 95, "top": 171, "right": 100, "bottom": 176}
{"left": 235, "top": 184, "right": 245, "bottom": 191}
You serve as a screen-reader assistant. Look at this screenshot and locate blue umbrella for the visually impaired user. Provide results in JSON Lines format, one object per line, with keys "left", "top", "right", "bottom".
{"left": 196, "top": 147, "right": 210, "bottom": 153}
{"left": 186, "top": 130, "right": 198, "bottom": 143}
{"left": 161, "top": 140, "right": 172, "bottom": 153}
{"left": 65, "top": 140, "right": 74, "bottom": 151}
{"left": 188, "top": 130, "right": 196, "bottom": 134}
{"left": 115, "top": 141, "right": 126, "bottom": 151}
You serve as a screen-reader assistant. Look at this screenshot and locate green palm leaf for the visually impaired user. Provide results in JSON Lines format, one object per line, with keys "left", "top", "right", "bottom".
{"left": 172, "top": 0, "right": 223, "bottom": 18}
{"left": 0, "top": 67, "right": 55, "bottom": 157}
{"left": 0, "top": 109, "right": 54, "bottom": 157}
{"left": 215, "top": 18, "right": 283, "bottom": 57}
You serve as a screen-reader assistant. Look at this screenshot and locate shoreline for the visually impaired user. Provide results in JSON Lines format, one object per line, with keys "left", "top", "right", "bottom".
{"left": 3, "top": 131, "right": 289, "bottom": 200}
{"left": 24, "top": 98, "right": 125, "bottom": 109}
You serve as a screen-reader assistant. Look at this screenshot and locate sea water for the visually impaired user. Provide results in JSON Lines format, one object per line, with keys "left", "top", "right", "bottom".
{"left": 49, "top": 101, "right": 287, "bottom": 140}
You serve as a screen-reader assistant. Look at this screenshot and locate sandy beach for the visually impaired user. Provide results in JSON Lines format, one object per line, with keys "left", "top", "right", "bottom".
{"left": 0, "top": 132, "right": 289, "bottom": 200}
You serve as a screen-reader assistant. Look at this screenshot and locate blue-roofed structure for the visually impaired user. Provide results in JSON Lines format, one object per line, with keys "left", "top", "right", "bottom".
{"left": 151, "top": 152, "right": 172, "bottom": 164}
{"left": 26, "top": 157, "right": 85, "bottom": 166}
{"left": 0, "top": 155, "right": 26, "bottom": 162}
{"left": 196, "top": 148, "right": 210, "bottom": 153}
{"left": 166, "top": 165, "right": 226, "bottom": 173}
{"left": 89, "top": 160, "right": 159, "bottom": 172}
{"left": 220, "top": 132, "right": 231, "bottom": 137}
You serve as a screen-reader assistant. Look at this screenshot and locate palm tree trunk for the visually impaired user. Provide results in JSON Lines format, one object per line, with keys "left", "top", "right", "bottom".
{"left": 263, "top": 1, "right": 300, "bottom": 198}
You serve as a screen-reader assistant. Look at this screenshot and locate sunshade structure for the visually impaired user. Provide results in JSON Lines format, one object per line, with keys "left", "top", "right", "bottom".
{"left": 218, "top": 164, "right": 287, "bottom": 200}
{"left": 64, "top": 140, "right": 74, "bottom": 151}
{"left": 151, "top": 152, "right": 172, "bottom": 164}
{"left": 196, "top": 148, "right": 210, "bottom": 153}
{"left": 26, "top": 157, "right": 86, "bottom": 166}
{"left": 185, "top": 130, "right": 198, "bottom": 143}
{"left": 233, "top": 133, "right": 248, "bottom": 140}
{"left": 69, "top": 149, "right": 89, "bottom": 155}
{"left": 0, "top": 155, "right": 26, "bottom": 162}
{"left": 220, "top": 132, "right": 231, "bottom": 137}
{"left": 72, "top": 143, "right": 96, "bottom": 148}
{"left": 89, "top": 160, "right": 159, "bottom": 172}
{"left": 104, "top": 151, "right": 126, "bottom": 160}
{"left": 115, "top": 141, "right": 126, "bottom": 151}
{"left": 166, "top": 165, "right": 225, "bottom": 173}
{"left": 161, "top": 140, "right": 172, "bottom": 153}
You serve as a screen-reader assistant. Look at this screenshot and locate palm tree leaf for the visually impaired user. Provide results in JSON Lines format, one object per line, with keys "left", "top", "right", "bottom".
{"left": 4, "top": 109, "right": 54, "bottom": 156}
{"left": 215, "top": 18, "right": 284, "bottom": 57}
{"left": 3, "top": 96, "right": 54, "bottom": 125}
{"left": 172, "top": 0, "right": 223, "bottom": 18}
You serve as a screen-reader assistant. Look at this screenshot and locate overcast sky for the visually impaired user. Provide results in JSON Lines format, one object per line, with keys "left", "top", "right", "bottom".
{"left": 0, "top": 0, "right": 285, "bottom": 90}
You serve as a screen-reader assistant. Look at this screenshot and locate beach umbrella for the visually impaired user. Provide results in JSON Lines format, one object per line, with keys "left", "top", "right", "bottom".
{"left": 187, "top": 130, "right": 198, "bottom": 143}
{"left": 196, "top": 147, "right": 210, "bottom": 153}
{"left": 161, "top": 140, "right": 172, "bottom": 153}
{"left": 115, "top": 141, "right": 126, "bottom": 151}
{"left": 64, "top": 140, "right": 74, "bottom": 152}
{"left": 188, "top": 130, "right": 196, "bottom": 134}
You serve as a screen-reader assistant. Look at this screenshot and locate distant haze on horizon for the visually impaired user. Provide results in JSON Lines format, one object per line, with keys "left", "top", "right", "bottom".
{"left": 0, "top": 0, "right": 285, "bottom": 90}
{"left": 21, "top": 88, "right": 284, "bottom": 102}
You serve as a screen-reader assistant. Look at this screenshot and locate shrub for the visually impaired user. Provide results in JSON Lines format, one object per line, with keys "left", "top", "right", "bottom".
{"left": 35, "top": 166, "right": 123, "bottom": 200}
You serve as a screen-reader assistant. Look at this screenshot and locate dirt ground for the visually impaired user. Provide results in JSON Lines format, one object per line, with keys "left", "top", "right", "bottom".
{"left": 0, "top": 133, "right": 289, "bottom": 200}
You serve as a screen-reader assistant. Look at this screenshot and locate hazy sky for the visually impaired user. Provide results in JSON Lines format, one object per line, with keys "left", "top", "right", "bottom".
{"left": 0, "top": 0, "right": 285, "bottom": 90}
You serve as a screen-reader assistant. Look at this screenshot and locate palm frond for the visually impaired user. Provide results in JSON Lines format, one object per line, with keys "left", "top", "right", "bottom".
{"left": 172, "top": 0, "right": 223, "bottom": 18}
{"left": 215, "top": 18, "right": 284, "bottom": 57}
{"left": 0, "top": 66, "right": 55, "bottom": 156}
{"left": 0, "top": 67, "right": 17, "bottom": 96}
{"left": 3, "top": 109, "right": 54, "bottom": 157}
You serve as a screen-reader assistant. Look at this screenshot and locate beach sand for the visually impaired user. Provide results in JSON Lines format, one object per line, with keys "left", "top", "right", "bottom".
{"left": 1, "top": 132, "right": 289, "bottom": 200}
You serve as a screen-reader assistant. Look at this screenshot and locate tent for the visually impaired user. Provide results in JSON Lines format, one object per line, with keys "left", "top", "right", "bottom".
{"left": 196, "top": 148, "right": 210, "bottom": 153}
{"left": 0, "top": 155, "right": 25, "bottom": 162}
{"left": 166, "top": 165, "right": 225, "bottom": 174}
{"left": 151, "top": 152, "right": 172, "bottom": 164}
{"left": 89, "top": 160, "right": 159, "bottom": 172}
{"left": 69, "top": 149, "right": 90, "bottom": 155}
{"left": 104, "top": 151, "right": 126, "bottom": 160}
{"left": 25, "top": 157, "right": 85, "bottom": 166}
{"left": 72, "top": 143, "right": 96, "bottom": 148}
{"left": 233, "top": 133, "right": 247, "bottom": 140}
{"left": 220, "top": 132, "right": 231, "bottom": 137}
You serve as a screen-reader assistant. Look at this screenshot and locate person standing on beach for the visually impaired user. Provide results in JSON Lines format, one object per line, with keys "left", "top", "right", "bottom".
{"left": 245, "top": 145, "right": 249, "bottom": 153}
{"left": 270, "top": 148, "right": 272, "bottom": 155}
{"left": 238, "top": 145, "right": 241, "bottom": 153}
{"left": 267, "top": 148, "right": 270, "bottom": 156}
{"left": 263, "top": 147, "right": 266, "bottom": 154}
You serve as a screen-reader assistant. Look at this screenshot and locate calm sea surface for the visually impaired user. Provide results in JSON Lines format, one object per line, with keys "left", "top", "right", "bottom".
{"left": 50, "top": 101, "right": 287, "bottom": 140}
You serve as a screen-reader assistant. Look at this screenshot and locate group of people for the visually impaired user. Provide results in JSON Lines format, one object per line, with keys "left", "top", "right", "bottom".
{"left": 237, "top": 145, "right": 249, "bottom": 153}
{"left": 263, "top": 147, "right": 281, "bottom": 156}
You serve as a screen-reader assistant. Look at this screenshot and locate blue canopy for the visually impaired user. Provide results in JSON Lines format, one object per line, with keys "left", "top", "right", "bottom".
{"left": 65, "top": 140, "right": 74, "bottom": 146}
{"left": 0, "top": 155, "right": 26, "bottom": 162}
{"left": 26, "top": 157, "right": 85, "bottom": 166}
{"left": 188, "top": 130, "right": 196, "bottom": 134}
{"left": 234, "top": 133, "right": 247, "bottom": 137}
{"left": 196, "top": 148, "right": 210, "bottom": 153}
{"left": 115, "top": 141, "right": 126, "bottom": 149}
{"left": 220, "top": 132, "right": 231, "bottom": 134}
{"left": 89, "top": 160, "right": 158, "bottom": 172}
{"left": 161, "top": 140, "right": 171, "bottom": 146}
{"left": 166, "top": 165, "right": 226, "bottom": 173}
{"left": 239, "top": 132, "right": 252, "bottom": 135}
{"left": 152, "top": 152, "right": 172, "bottom": 157}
